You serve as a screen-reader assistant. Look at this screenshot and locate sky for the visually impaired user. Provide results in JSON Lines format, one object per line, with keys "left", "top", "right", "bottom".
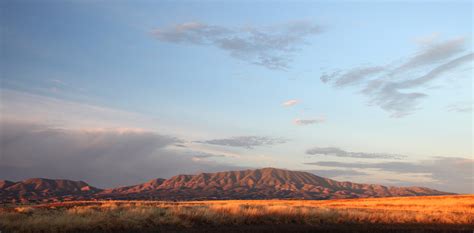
{"left": 0, "top": 1, "right": 473, "bottom": 193}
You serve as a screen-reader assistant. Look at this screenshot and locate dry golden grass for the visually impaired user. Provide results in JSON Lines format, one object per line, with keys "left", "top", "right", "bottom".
{"left": 1, "top": 195, "right": 473, "bottom": 233}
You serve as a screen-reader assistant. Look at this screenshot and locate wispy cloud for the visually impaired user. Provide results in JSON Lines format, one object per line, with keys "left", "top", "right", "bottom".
{"left": 153, "top": 21, "right": 322, "bottom": 70}
{"left": 366, "top": 52, "right": 473, "bottom": 118}
{"left": 306, "top": 169, "right": 368, "bottom": 179}
{"left": 196, "top": 136, "right": 287, "bottom": 149}
{"left": 333, "top": 66, "right": 385, "bottom": 87}
{"left": 48, "top": 79, "right": 67, "bottom": 85}
{"left": 446, "top": 102, "right": 473, "bottom": 113}
{"left": 390, "top": 37, "right": 466, "bottom": 75}
{"left": 306, "top": 147, "right": 406, "bottom": 159}
{"left": 321, "top": 37, "right": 473, "bottom": 117}
{"left": 0, "top": 89, "right": 157, "bottom": 130}
{"left": 305, "top": 157, "right": 474, "bottom": 193}
{"left": 188, "top": 151, "right": 226, "bottom": 162}
{"left": 0, "top": 89, "right": 217, "bottom": 140}
{"left": 413, "top": 32, "right": 440, "bottom": 45}
{"left": 294, "top": 118, "right": 325, "bottom": 126}
{"left": 282, "top": 99, "right": 299, "bottom": 107}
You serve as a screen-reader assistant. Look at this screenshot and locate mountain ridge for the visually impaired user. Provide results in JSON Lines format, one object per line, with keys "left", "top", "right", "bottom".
{"left": 0, "top": 168, "right": 453, "bottom": 203}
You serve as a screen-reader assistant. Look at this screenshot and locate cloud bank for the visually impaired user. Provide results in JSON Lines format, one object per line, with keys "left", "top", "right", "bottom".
{"left": 153, "top": 21, "right": 322, "bottom": 70}
{"left": 0, "top": 120, "right": 242, "bottom": 188}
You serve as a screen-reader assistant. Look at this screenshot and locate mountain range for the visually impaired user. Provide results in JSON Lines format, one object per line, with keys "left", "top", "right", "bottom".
{"left": 0, "top": 168, "right": 452, "bottom": 203}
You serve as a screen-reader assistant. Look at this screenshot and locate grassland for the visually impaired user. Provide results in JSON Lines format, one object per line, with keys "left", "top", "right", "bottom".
{"left": 1, "top": 195, "right": 473, "bottom": 233}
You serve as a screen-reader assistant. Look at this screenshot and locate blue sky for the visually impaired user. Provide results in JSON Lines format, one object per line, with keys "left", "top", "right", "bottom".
{"left": 1, "top": 1, "right": 472, "bottom": 192}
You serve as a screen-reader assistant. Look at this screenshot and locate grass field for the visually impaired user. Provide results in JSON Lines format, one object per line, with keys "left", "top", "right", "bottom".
{"left": 1, "top": 195, "right": 473, "bottom": 233}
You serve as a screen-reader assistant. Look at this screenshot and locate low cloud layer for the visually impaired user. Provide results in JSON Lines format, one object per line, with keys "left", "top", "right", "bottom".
{"left": 0, "top": 120, "right": 242, "bottom": 188}
{"left": 306, "top": 147, "right": 405, "bottom": 159}
{"left": 321, "top": 37, "right": 473, "bottom": 117}
{"left": 305, "top": 157, "right": 474, "bottom": 193}
{"left": 196, "top": 136, "right": 287, "bottom": 149}
{"left": 153, "top": 21, "right": 322, "bottom": 70}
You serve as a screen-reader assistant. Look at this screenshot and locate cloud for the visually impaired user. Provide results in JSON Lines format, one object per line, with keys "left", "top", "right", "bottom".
{"left": 305, "top": 157, "right": 474, "bottom": 193}
{"left": 187, "top": 151, "right": 226, "bottom": 162}
{"left": 0, "top": 89, "right": 216, "bottom": 140}
{"left": 366, "top": 52, "right": 473, "bottom": 117}
{"left": 294, "top": 118, "right": 325, "bottom": 126}
{"left": 391, "top": 37, "right": 466, "bottom": 74}
{"left": 306, "top": 147, "right": 405, "bottom": 159}
{"left": 333, "top": 66, "right": 385, "bottom": 87}
{"left": 446, "top": 102, "right": 473, "bottom": 113}
{"left": 196, "top": 136, "right": 287, "bottom": 149}
{"left": 191, "top": 152, "right": 226, "bottom": 159}
{"left": 171, "top": 147, "right": 229, "bottom": 161}
{"left": 321, "top": 37, "right": 473, "bottom": 117}
{"left": 306, "top": 169, "right": 368, "bottom": 179}
{"left": 0, "top": 120, "right": 242, "bottom": 188}
{"left": 282, "top": 99, "right": 299, "bottom": 107}
{"left": 320, "top": 70, "right": 340, "bottom": 83}
{"left": 387, "top": 52, "right": 474, "bottom": 90}
{"left": 0, "top": 89, "right": 159, "bottom": 130}
{"left": 153, "top": 21, "right": 322, "bottom": 70}
{"left": 414, "top": 32, "right": 440, "bottom": 45}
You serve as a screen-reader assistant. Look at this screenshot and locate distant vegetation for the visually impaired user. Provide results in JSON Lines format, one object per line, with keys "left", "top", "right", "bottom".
{"left": 1, "top": 195, "right": 473, "bottom": 233}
